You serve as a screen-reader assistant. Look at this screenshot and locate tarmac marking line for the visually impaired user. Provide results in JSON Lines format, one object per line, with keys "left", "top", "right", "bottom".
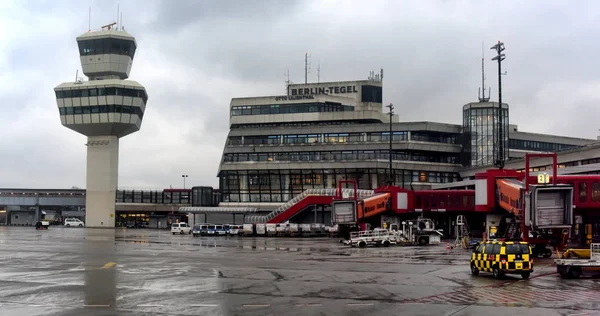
{"left": 84, "top": 304, "right": 110, "bottom": 307}
{"left": 295, "top": 303, "right": 322, "bottom": 307}
{"left": 243, "top": 304, "right": 270, "bottom": 307}
{"left": 102, "top": 262, "right": 117, "bottom": 269}
{"left": 347, "top": 303, "right": 374, "bottom": 306}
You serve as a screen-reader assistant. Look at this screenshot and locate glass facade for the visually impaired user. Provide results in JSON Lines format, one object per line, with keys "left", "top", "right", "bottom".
{"left": 58, "top": 104, "right": 144, "bottom": 118}
{"left": 55, "top": 87, "right": 148, "bottom": 104}
{"left": 227, "top": 131, "right": 459, "bottom": 146}
{"left": 508, "top": 139, "right": 581, "bottom": 152}
{"left": 231, "top": 102, "right": 354, "bottom": 116}
{"left": 223, "top": 150, "right": 458, "bottom": 164}
{"left": 463, "top": 104, "right": 509, "bottom": 167}
{"left": 78, "top": 38, "right": 137, "bottom": 58}
{"left": 219, "top": 169, "right": 459, "bottom": 203}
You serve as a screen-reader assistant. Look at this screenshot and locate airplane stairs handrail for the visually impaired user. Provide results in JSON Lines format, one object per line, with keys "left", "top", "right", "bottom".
{"left": 245, "top": 188, "right": 374, "bottom": 223}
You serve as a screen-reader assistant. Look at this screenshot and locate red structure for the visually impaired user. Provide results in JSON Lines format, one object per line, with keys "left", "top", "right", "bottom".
{"left": 242, "top": 153, "right": 600, "bottom": 247}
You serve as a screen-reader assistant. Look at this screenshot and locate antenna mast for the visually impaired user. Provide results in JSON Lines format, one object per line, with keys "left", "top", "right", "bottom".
{"left": 88, "top": 7, "right": 91, "bottom": 31}
{"left": 285, "top": 68, "right": 291, "bottom": 96}
{"left": 478, "top": 41, "right": 491, "bottom": 102}
{"left": 304, "top": 52, "right": 311, "bottom": 84}
{"left": 317, "top": 62, "right": 321, "bottom": 84}
{"left": 117, "top": 3, "right": 120, "bottom": 29}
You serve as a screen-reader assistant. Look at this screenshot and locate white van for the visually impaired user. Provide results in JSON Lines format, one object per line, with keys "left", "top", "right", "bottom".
{"left": 64, "top": 218, "right": 85, "bottom": 227}
{"left": 171, "top": 223, "right": 191, "bottom": 235}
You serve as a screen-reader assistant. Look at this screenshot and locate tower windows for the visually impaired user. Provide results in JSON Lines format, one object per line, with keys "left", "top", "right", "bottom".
{"left": 77, "top": 38, "right": 136, "bottom": 59}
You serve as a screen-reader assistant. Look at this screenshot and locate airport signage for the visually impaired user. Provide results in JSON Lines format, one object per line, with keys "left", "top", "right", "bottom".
{"left": 274, "top": 95, "right": 315, "bottom": 101}
{"left": 291, "top": 85, "right": 358, "bottom": 96}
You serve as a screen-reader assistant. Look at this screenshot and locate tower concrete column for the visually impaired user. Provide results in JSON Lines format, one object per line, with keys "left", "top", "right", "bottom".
{"left": 85, "top": 136, "right": 119, "bottom": 227}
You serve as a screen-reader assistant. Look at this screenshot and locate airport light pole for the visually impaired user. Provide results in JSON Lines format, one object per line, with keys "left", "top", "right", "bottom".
{"left": 182, "top": 174, "right": 188, "bottom": 189}
{"left": 491, "top": 41, "right": 506, "bottom": 169}
{"left": 386, "top": 103, "right": 395, "bottom": 185}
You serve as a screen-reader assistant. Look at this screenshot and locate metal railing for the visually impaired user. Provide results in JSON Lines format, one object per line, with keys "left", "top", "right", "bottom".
{"left": 245, "top": 188, "right": 374, "bottom": 223}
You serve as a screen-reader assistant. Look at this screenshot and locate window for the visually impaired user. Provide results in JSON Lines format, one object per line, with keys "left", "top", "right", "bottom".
{"left": 59, "top": 104, "right": 144, "bottom": 119}
{"left": 505, "top": 244, "right": 530, "bottom": 255}
{"left": 592, "top": 182, "right": 600, "bottom": 202}
{"left": 229, "top": 102, "right": 354, "bottom": 116}
{"left": 579, "top": 182, "right": 588, "bottom": 203}
{"left": 77, "top": 38, "right": 137, "bottom": 58}
{"left": 55, "top": 87, "right": 147, "bottom": 103}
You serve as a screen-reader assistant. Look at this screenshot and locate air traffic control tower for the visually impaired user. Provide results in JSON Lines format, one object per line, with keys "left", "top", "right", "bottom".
{"left": 54, "top": 23, "right": 148, "bottom": 227}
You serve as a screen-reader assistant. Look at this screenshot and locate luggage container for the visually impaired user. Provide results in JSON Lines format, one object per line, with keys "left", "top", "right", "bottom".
{"left": 255, "top": 223, "right": 266, "bottom": 236}
{"left": 243, "top": 223, "right": 254, "bottom": 236}
{"left": 266, "top": 224, "right": 277, "bottom": 236}
{"left": 289, "top": 223, "right": 299, "bottom": 237}
{"left": 300, "top": 224, "right": 312, "bottom": 237}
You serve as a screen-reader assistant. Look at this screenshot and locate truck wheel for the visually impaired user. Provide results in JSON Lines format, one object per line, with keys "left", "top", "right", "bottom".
{"left": 521, "top": 272, "right": 530, "bottom": 279}
{"left": 383, "top": 240, "right": 390, "bottom": 247}
{"left": 418, "top": 237, "right": 427, "bottom": 246}
{"left": 569, "top": 267, "right": 582, "bottom": 279}
{"left": 358, "top": 241, "right": 366, "bottom": 248}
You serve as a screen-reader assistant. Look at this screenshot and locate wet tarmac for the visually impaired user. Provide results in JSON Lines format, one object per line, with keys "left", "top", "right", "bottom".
{"left": 0, "top": 226, "right": 599, "bottom": 316}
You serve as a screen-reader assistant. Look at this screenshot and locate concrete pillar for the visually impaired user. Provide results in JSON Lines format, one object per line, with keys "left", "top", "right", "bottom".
{"left": 407, "top": 131, "right": 411, "bottom": 141}
{"left": 240, "top": 175, "right": 249, "bottom": 202}
{"left": 370, "top": 174, "right": 378, "bottom": 189}
{"left": 282, "top": 175, "right": 290, "bottom": 201}
{"left": 85, "top": 135, "right": 118, "bottom": 228}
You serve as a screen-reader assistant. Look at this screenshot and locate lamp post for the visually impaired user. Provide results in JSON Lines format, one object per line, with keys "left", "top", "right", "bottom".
{"left": 490, "top": 41, "right": 506, "bottom": 169}
{"left": 181, "top": 174, "right": 188, "bottom": 189}
{"left": 385, "top": 103, "right": 395, "bottom": 185}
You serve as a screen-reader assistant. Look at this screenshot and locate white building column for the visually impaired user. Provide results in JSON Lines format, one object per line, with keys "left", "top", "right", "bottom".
{"left": 240, "top": 175, "right": 249, "bottom": 202}
{"left": 370, "top": 174, "right": 378, "bottom": 189}
{"left": 85, "top": 135, "right": 118, "bottom": 228}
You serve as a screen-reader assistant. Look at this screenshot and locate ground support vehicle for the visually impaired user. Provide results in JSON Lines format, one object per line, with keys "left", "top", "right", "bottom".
{"left": 470, "top": 240, "right": 534, "bottom": 279}
{"left": 346, "top": 228, "right": 398, "bottom": 248}
{"left": 554, "top": 243, "right": 600, "bottom": 279}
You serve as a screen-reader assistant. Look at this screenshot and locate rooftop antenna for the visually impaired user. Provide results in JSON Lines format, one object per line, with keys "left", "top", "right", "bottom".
{"left": 478, "top": 41, "right": 491, "bottom": 102}
{"left": 116, "top": 3, "right": 120, "bottom": 30}
{"left": 304, "top": 52, "right": 311, "bottom": 84}
{"left": 317, "top": 61, "right": 321, "bottom": 84}
{"left": 88, "top": 6, "right": 91, "bottom": 31}
{"left": 120, "top": 12, "right": 123, "bottom": 31}
{"left": 285, "top": 68, "right": 292, "bottom": 96}
{"left": 380, "top": 68, "right": 384, "bottom": 82}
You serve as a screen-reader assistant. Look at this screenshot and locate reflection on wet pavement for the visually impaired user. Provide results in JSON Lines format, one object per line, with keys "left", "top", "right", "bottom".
{"left": 0, "top": 227, "right": 599, "bottom": 316}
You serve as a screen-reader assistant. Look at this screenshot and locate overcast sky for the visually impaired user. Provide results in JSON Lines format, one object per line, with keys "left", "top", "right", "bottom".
{"left": 0, "top": 0, "right": 598, "bottom": 190}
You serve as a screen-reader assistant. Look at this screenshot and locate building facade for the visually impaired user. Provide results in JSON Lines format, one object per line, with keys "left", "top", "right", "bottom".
{"left": 217, "top": 77, "right": 596, "bottom": 205}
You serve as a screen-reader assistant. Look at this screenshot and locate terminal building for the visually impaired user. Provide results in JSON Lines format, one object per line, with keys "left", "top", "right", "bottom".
{"left": 217, "top": 76, "right": 595, "bottom": 206}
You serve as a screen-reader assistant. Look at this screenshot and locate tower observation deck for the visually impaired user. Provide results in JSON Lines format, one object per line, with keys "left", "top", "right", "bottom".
{"left": 54, "top": 23, "right": 149, "bottom": 227}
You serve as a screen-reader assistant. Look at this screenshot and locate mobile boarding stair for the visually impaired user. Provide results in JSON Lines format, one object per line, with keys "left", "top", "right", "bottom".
{"left": 245, "top": 188, "right": 374, "bottom": 224}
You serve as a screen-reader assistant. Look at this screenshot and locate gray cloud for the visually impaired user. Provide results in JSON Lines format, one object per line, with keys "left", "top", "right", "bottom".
{"left": 0, "top": 0, "right": 599, "bottom": 189}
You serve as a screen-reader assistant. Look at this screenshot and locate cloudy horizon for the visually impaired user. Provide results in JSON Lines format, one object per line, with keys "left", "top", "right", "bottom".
{"left": 1, "top": 0, "right": 598, "bottom": 190}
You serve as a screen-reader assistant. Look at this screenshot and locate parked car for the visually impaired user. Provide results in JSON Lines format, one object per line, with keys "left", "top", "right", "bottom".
{"left": 192, "top": 224, "right": 211, "bottom": 237}
{"left": 171, "top": 223, "right": 191, "bottom": 235}
{"left": 214, "top": 224, "right": 227, "bottom": 236}
{"left": 64, "top": 218, "right": 85, "bottom": 227}
{"left": 229, "top": 225, "right": 242, "bottom": 236}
